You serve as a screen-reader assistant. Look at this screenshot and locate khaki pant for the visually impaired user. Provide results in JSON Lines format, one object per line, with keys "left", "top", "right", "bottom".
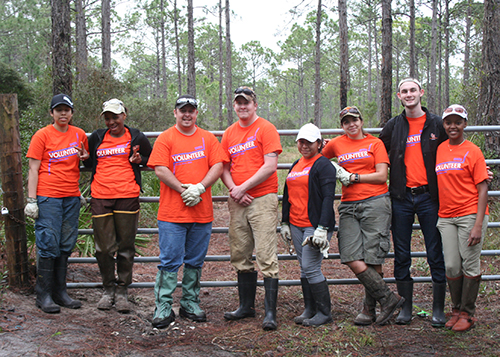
{"left": 228, "top": 193, "right": 279, "bottom": 278}
{"left": 437, "top": 214, "right": 488, "bottom": 278}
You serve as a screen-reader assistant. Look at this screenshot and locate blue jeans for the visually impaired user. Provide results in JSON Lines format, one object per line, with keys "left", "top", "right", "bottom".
{"left": 157, "top": 220, "right": 212, "bottom": 272}
{"left": 35, "top": 196, "right": 80, "bottom": 259}
{"left": 391, "top": 191, "right": 445, "bottom": 283}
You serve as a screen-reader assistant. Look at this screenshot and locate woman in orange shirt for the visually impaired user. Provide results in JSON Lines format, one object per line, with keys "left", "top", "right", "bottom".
{"left": 25, "top": 94, "right": 89, "bottom": 313}
{"left": 84, "top": 99, "right": 152, "bottom": 313}
{"left": 322, "top": 107, "right": 404, "bottom": 325}
{"left": 435, "top": 105, "right": 489, "bottom": 332}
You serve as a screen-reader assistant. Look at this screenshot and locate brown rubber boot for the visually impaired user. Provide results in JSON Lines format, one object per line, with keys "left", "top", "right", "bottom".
{"left": 452, "top": 275, "right": 480, "bottom": 332}
{"left": 445, "top": 275, "right": 463, "bottom": 329}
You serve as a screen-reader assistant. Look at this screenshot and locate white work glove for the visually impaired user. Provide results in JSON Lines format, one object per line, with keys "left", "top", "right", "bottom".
{"left": 280, "top": 222, "right": 294, "bottom": 254}
{"left": 185, "top": 196, "right": 202, "bottom": 207}
{"left": 302, "top": 226, "right": 330, "bottom": 258}
{"left": 331, "top": 161, "right": 352, "bottom": 187}
{"left": 181, "top": 183, "right": 206, "bottom": 200}
{"left": 80, "top": 195, "right": 87, "bottom": 208}
{"left": 25, "top": 197, "right": 39, "bottom": 219}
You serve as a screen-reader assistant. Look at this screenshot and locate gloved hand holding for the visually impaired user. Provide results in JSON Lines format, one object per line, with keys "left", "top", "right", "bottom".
{"left": 80, "top": 195, "right": 87, "bottom": 208}
{"left": 185, "top": 196, "right": 202, "bottom": 207}
{"left": 25, "top": 197, "right": 39, "bottom": 219}
{"left": 331, "top": 161, "right": 352, "bottom": 187}
{"left": 302, "top": 226, "right": 330, "bottom": 258}
{"left": 181, "top": 183, "right": 206, "bottom": 203}
{"left": 280, "top": 222, "right": 291, "bottom": 242}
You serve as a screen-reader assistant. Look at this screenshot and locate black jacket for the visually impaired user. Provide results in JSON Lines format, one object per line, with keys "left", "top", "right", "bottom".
{"left": 379, "top": 107, "right": 447, "bottom": 202}
{"left": 83, "top": 125, "right": 152, "bottom": 192}
{"left": 282, "top": 155, "right": 336, "bottom": 231}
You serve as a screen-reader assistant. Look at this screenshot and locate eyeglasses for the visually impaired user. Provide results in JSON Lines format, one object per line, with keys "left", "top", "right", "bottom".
{"left": 339, "top": 107, "right": 360, "bottom": 117}
{"left": 176, "top": 97, "right": 198, "bottom": 106}
{"left": 234, "top": 87, "right": 255, "bottom": 96}
{"left": 444, "top": 106, "right": 467, "bottom": 115}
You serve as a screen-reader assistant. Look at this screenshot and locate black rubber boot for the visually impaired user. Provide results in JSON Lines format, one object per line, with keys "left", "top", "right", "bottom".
{"left": 395, "top": 280, "right": 413, "bottom": 325}
{"left": 35, "top": 257, "right": 60, "bottom": 314}
{"left": 262, "top": 277, "right": 279, "bottom": 331}
{"left": 224, "top": 271, "right": 257, "bottom": 320}
{"left": 302, "top": 280, "right": 333, "bottom": 327}
{"left": 431, "top": 282, "right": 446, "bottom": 327}
{"left": 52, "top": 254, "right": 82, "bottom": 309}
{"left": 294, "top": 278, "right": 316, "bottom": 324}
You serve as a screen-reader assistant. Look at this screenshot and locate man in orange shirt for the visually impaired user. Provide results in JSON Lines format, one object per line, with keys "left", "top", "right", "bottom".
{"left": 147, "top": 95, "right": 228, "bottom": 328}
{"left": 221, "top": 87, "right": 283, "bottom": 331}
{"left": 379, "top": 78, "right": 448, "bottom": 327}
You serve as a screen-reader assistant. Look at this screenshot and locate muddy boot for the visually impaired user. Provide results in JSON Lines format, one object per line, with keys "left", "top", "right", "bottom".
{"left": 354, "top": 286, "right": 377, "bottom": 325}
{"left": 302, "top": 280, "right": 333, "bottom": 327}
{"left": 445, "top": 275, "right": 463, "bottom": 329}
{"left": 294, "top": 278, "right": 316, "bottom": 325}
{"left": 431, "top": 282, "right": 446, "bottom": 327}
{"left": 152, "top": 270, "right": 178, "bottom": 329}
{"left": 262, "top": 277, "right": 278, "bottom": 331}
{"left": 395, "top": 280, "right": 413, "bottom": 325}
{"left": 97, "top": 285, "right": 116, "bottom": 310}
{"left": 452, "top": 275, "right": 480, "bottom": 332}
{"left": 115, "top": 285, "right": 131, "bottom": 313}
{"left": 35, "top": 257, "right": 60, "bottom": 314}
{"left": 357, "top": 267, "right": 404, "bottom": 325}
{"left": 52, "top": 254, "right": 82, "bottom": 309}
{"left": 180, "top": 268, "right": 207, "bottom": 322}
{"left": 224, "top": 271, "right": 257, "bottom": 320}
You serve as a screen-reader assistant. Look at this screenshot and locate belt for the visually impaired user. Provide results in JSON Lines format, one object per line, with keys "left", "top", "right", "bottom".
{"left": 407, "top": 185, "right": 429, "bottom": 195}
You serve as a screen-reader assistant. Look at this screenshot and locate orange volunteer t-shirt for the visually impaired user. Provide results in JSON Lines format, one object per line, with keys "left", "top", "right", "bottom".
{"left": 404, "top": 114, "right": 428, "bottom": 187}
{"left": 221, "top": 117, "right": 282, "bottom": 198}
{"left": 91, "top": 129, "right": 140, "bottom": 199}
{"left": 323, "top": 134, "right": 389, "bottom": 202}
{"left": 436, "top": 140, "right": 489, "bottom": 218}
{"left": 26, "top": 124, "right": 88, "bottom": 198}
{"left": 286, "top": 154, "right": 321, "bottom": 227}
{"left": 147, "top": 126, "right": 228, "bottom": 223}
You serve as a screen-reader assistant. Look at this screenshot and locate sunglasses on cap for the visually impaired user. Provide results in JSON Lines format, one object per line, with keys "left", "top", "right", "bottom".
{"left": 339, "top": 107, "right": 360, "bottom": 117}
{"left": 444, "top": 106, "right": 467, "bottom": 115}
{"left": 176, "top": 97, "right": 198, "bottom": 106}
{"left": 234, "top": 87, "right": 255, "bottom": 96}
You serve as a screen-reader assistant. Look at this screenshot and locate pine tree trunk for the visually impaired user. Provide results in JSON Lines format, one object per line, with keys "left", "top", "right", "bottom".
{"left": 51, "top": 0, "right": 72, "bottom": 95}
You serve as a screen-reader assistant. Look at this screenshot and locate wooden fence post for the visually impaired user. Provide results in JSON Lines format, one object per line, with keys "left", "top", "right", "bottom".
{"left": 0, "top": 93, "right": 30, "bottom": 287}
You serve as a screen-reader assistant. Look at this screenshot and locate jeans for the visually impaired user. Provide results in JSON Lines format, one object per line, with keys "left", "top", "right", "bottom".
{"left": 35, "top": 196, "right": 80, "bottom": 259}
{"left": 391, "top": 191, "right": 445, "bottom": 283}
{"left": 157, "top": 220, "right": 212, "bottom": 272}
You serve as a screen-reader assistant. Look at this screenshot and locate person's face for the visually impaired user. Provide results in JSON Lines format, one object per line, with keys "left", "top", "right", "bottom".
{"left": 397, "top": 82, "right": 424, "bottom": 109}
{"left": 104, "top": 112, "right": 126, "bottom": 137}
{"left": 443, "top": 115, "right": 467, "bottom": 142}
{"left": 50, "top": 104, "right": 73, "bottom": 127}
{"left": 233, "top": 96, "right": 257, "bottom": 122}
{"left": 297, "top": 138, "right": 320, "bottom": 159}
{"left": 174, "top": 105, "right": 198, "bottom": 133}
{"left": 341, "top": 116, "right": 363, "bottom": 139}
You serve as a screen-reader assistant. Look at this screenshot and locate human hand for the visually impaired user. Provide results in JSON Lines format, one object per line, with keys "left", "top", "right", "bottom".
{"left": 129, "top": 145, "right": 141, "bottom": 163}
{"left": 184, "top": 196, "right": 202, "bottom": 207}
{"left": 331, "top": 161, "right": 352, "bottom": 186}
{"left": 25, "top": 198, "right": 38, "bottom": 219}
{"left": 468, "top": 226, "right": 482, "bottom": 246}
{"left": 75, "top": 142, "right": 89, "bottom": 160}
{"left": 486, "top": 166, "right": 493, "bottom": 184}
{"left": 79, "top": 195, "right": 87, "bottom": 208}
{"left": 181, "top": 183, "right": 206, "bottom": 204}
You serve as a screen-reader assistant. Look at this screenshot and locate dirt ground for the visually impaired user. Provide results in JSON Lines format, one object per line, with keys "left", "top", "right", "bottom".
{"left": 1, "top": 202, "right": 500, "bottom": 356}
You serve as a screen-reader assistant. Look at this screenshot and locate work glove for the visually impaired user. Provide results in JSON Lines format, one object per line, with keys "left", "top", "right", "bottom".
{"left": 280, "top": 222, "right": 294, "bottom": 254}
{"left": 25, "top": 197, "right": 38, "bottom": 219}
{"left": 331, "top": 161, "right": 352, "bottom": 187}
{"left": 302, "top": 226, "right": 330, "bottom": 258}
{"left": 185, "top": 196, "right": 202, "bottom": 207}
{"left": 80, "top": 195, "right": 87, "bottom": 208}
{"left": 181, "top": 183, "right": 206, "bottom": 204}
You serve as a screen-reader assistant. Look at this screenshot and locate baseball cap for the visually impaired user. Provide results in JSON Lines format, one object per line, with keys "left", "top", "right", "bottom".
{"left": 296, "top": 123, "right": 321, "bottom": 142}
{"left": 442, "top": 104, "right": 468, "bottom": 121}
{"left": 233, "top": 86, "right": 257, "bottom": 102}
{"left": 50, "top": 94, "right": 74, "bottom": 110}
{"left": 398, "top": 78, "right": 422, "bottom": 91}
{"left": 339, "top": 106, "right": 362, "bottom": 124}
{"left": 101, "top": 98, "right": 126, "bottom": 115}
{"left": 175, "top": 94, "right": 198, "bottom": 109}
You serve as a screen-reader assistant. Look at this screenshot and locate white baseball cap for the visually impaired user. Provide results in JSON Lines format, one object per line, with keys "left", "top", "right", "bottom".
{"left": 296, "top": 123, "right": 321, "bottom": 142}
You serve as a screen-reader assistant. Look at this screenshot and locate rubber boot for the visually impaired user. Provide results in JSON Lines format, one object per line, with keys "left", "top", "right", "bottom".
{"left": 452, "top": 275, "right": 480, "bottom": 332}
{"left": 224, "top": 271, "right": 257, "bottom": 320}
{"left": 262, "top": 277, "right": 279, "bottom": 331}
{"left": 115, "top": 285, "right": 131, "bottom": 313}
{"left": 294, "top": 278, "right": 316, "bottom": 325}
{"left": 431, "top": 282, "right": 446, "bottom": 327}
{"left": 152, "top": 270, "right": 178, "bottom": 329}
{"left": 52, "top": 254, "right": 82, "bottom": 309}
{"left": 114, "top": 212, "right": 138, "bottom": 289}
{"left": 180, "top": 268, "right": 207, "bottom": 322}
{"left": 357, "top": 267, "right": 404, "bottom": 325}
{"left": 395, "top": 280, "right": 413, "bottom": 325}
{"left": 354, "top": 272, "right": 382, "bottom": 326}
{"left": 445, "top": 275, "right": 463, "bottom": 329}
{"left": 302, "top": 280, "right": 333, "bottom": 327}
{"left": 35, "top": 257, "right": 60, "bottom": 313}
{"left": 93, "top": 215, "right": 118, "bottom": 310}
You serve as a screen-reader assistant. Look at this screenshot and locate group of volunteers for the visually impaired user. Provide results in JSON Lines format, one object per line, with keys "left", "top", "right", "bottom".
{"left": 25, "top": 77, "right": 489, "bottom": 334}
